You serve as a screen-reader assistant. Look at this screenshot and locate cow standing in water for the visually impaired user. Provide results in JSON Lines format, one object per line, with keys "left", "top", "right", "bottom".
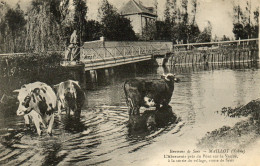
{"left": 53, "top": 80, "right": 85, "bottom": 118}
{"left": 13, "top": 82, "right": 57, "bottom": 136}
{"left": 124, "top": 73, "right": 180, "bottom": 115}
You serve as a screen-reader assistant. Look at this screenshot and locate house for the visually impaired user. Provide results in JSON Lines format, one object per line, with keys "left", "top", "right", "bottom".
{"left": 119, "top": 0, "right": 157, "bottom": 36}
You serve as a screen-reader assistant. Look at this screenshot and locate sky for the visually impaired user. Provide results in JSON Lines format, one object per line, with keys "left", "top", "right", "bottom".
{"left": 3, "top": 0, "right": 260, "bottom": 39}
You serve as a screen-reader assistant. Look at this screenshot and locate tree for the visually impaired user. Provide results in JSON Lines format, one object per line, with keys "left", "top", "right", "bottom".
{"left": 190, "top": 0, "right": 198, "bottom": 25}
{"left": 232, "top": 1, "right": 259, "bottom": 39}
{"left": 164, "top": 0, "right": 171, "bottom": 24}
{"left": 180, "top": 0, "right": 188, "bottom": 25}
{"left": 84, "top": 20, "right": 103, "bottom": 41}
{"left": 141, "top": 20, "right": 157, "bottom": 41}
{"left": 73, "top": 0, "right": 88, "bottom": 46}
{"left": 221, "top": 35, "right": 230, "bottom": 41}
{"left": 233, "top": 23, "right": 246, "bottom": 39}
{"left": 26, "top": 0, "right": 64, "bottom": 52}
{"left": 187, "top": 24, "right": 200, "bottom": 43}
{"left": 0, "top": 3, "right": 26, "bottom": 53}
{"left": 155, "top": 20, "right": 171, "bottom": 40}
{"left": 196, "top": 21, "right": 212, "bottom": 42}
{"left": 98, "top": 0, "right": 136, "bottom": 41}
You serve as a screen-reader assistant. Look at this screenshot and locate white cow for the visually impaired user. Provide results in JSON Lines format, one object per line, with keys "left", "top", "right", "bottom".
{"left": 13, "top": 82, "right": 57, "bottom": 136}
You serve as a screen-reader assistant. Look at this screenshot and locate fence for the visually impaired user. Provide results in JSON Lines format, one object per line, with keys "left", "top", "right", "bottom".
{"left": 169, "top": 38, "right": 259, "bottom": 65}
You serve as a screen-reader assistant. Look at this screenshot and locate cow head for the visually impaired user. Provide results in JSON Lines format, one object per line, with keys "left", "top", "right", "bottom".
{"left": 14, "top": 87, "right": 35, "bottom": 116}
{"left": 144, "top": 96, "right": 155, "bottom": 107}
{"left": 162, "top": 73, "right": 180, "bottom": 83}
{"left": 143, "top": 92, "right": 155, "bottom": 107}
{"left": 14, "top": 85, "right": 47, "bottom": 116}
{"left": 54, "top": 80, "right": 78, "bottom": 110}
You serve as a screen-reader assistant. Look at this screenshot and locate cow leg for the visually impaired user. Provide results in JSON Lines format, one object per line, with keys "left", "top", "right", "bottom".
{"left": 68, "top": 108, "right": 71, "bottom": 116}
{"left": 24, "top": 114, "right": 30, "bottom": 129}
{"left": 133, "top": 106, "right": 140, "bottom": 115}
{"left": 74, "top": 108, "right": 81, "bottom": 118}
{"left": 47, "top": 113, "right": 54, "bottom": 136}
{"left": 57, "top": 100, "right": 63, "bottom": 114}
{"left": 29, "top": 111, "right": 42, "bottom": 136}
{"left": 127, "top": 98, "right": 135, "bottom": 115}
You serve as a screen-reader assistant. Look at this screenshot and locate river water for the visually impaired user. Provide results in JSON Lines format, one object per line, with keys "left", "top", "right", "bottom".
{"left": 0, "top": 63, "right": 260, "bottom": 165}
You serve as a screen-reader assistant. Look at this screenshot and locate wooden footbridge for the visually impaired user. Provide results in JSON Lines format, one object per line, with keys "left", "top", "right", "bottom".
{"left": 61, "top": 40, "right": 173, "bottom": 71}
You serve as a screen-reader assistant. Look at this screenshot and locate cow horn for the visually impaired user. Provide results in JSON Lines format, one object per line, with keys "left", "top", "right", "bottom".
{"left": 164, "top": 74, "right": 170, "bottom": 81}
{"left": 13, "top": 89, "right": 20, "bottom": 93}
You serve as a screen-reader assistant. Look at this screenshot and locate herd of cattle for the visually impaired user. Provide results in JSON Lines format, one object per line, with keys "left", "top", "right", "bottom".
{"left": 13, "top": 73, "right": 180, "bottom": 136}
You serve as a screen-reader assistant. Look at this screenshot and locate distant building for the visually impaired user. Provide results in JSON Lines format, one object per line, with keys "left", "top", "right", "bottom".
{"left": 119, "top": 0, "right": 157, "bottom": 36}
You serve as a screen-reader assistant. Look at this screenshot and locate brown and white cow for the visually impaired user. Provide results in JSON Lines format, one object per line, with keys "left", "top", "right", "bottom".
{"left": 53, "top": 80, "right": 85, "bottom": 118}
{"left": 124, "top": 73, "right": 180, "bottom": 115}
{"left": 13, "top": 82, "right": 57, "bottom": 136}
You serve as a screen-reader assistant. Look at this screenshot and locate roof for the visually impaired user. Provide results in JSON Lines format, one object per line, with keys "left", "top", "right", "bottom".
{"left": 120, "top": 0, "right": 157, "bottom": 17}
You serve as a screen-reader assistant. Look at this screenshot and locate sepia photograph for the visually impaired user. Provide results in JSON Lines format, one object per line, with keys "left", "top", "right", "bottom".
{"left": 0, "top": 0, "right": 259, "bottom": 165}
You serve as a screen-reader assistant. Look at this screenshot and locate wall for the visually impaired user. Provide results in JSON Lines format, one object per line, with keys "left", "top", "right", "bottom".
{"left": 125, "top": 15, "right": 142, "bottom": 35}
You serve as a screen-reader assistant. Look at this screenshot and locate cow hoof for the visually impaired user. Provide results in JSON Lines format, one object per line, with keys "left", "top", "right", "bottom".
{"left": 37, "top": 130, "right": 42, "bottom": 136}
{"left": 25, "top": 124, "right": 31, "bottom": 130}
{"left": 47, "top": 130, "right": 52, "bottom": 136}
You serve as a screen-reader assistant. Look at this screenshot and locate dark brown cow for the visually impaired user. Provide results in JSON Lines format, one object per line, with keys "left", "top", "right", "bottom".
{"left": 124, "top": 73, "right": 180, "bottom": 115}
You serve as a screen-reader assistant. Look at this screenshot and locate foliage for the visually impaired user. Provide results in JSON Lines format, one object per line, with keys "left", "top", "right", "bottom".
{"left": 187, "top": 24, "right": 200, "bottom": 43}
{"left": 84, "top": 20, "right": 103, "bottom": 41}
{"left": 155, "top": 20, "right": 171, "bottom": 40}
{"left": 0, "top": 52, "right": 63, "bottom": 77}
{"left": 73, "top": 0, "right": 88, "bottom": 45}
{"left": 98, "top": 0, "right": 137, "bottom": 41}
{"left": 196, "top": 22, "right": 212, "bottom": 43}
{"left": 0, "top": 4, "right": 26, "bottom": 53}
{"left": 157, "top": 0, "right": 209, "bottom": 43}
{"left": 232, "top": 1, "right": 259, "bottom": 39}
{"left": 221, "top": 35, "right": 230, "bottom": 41}
{"left": 233, "top": 23, "right": 246, "bottom": 39}
{"left": 141, "top": 21, "right": 157, "bottom": 41}
{"left": 26, "top": 0, "right": 64, "bottom": 52}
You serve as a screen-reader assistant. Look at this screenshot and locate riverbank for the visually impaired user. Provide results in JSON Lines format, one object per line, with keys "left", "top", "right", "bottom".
{"left": 123, "top": 99, "right": 260, "bottom": 166}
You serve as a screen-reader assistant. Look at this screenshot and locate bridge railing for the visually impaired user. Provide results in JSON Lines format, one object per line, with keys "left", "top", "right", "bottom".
{"left": 173, "top": 38, "right": 258, "bottom": 52}
{"left": 80, "top": 43, "right": 172, "bottom": 61}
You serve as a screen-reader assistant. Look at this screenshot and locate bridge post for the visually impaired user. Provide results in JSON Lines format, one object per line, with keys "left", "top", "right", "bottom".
{"left": 80, "top": 64, "right": 86, "bottom": 89}
{"left": 105, "top": 68, "right": 109, "bottom": 77}
{"left": 89, "top": 70, "right": 97, "bottom": 82}
{"left": 108, "top": 67, "right": 114, "bottom": 75}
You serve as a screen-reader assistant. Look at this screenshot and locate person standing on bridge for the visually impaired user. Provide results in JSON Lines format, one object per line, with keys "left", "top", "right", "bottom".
{"left": 65, "top": 30, "right": 80, "bottom": 61}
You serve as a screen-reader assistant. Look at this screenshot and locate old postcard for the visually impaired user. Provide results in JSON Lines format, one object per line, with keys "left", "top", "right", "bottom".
{"left": 0, "top": 0, "right": 259, "bottom": 165}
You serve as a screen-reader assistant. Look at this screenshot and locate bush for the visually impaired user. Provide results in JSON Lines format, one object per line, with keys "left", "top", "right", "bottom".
{"left": 0, "top": 52, "right": 63, "bottom": 77}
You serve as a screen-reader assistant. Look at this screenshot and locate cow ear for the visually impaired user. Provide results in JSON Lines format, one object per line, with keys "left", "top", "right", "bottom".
{"left": 53, "top": 84, "right": 59, "bottom": 89}
{"left": 71, "top": 80, "right": 79, "bottom": 86}
{"left": 32, "top": 88, "right": 40, "bottom": 95}
{"left": 174, "top": 77, "right": 180, "bottom": 83}
{"left": 13, "top": 89, "right": 20, "bottom": 93}
{"left": 52, "top": 84, "right": 59, "bottom": 93}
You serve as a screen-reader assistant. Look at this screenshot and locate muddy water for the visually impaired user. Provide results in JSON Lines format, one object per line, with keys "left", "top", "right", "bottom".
{"left": 0, "top": 63, "right": 260, "bottom": 165}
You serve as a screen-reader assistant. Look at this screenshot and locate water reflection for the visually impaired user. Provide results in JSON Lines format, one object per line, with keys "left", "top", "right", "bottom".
{"left": 1, "top": 62, "right": 260, "bottom": 165}
{"left": 128, "top": 106, "right": 177, "bottom": 136}
{"left": 59, "top": 115, "right": 86, "bottom": 133}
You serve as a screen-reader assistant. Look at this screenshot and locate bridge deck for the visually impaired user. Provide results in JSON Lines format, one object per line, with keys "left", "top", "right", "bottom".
{"left": 62, "top": 42, "right": 173, "bottom": 71}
